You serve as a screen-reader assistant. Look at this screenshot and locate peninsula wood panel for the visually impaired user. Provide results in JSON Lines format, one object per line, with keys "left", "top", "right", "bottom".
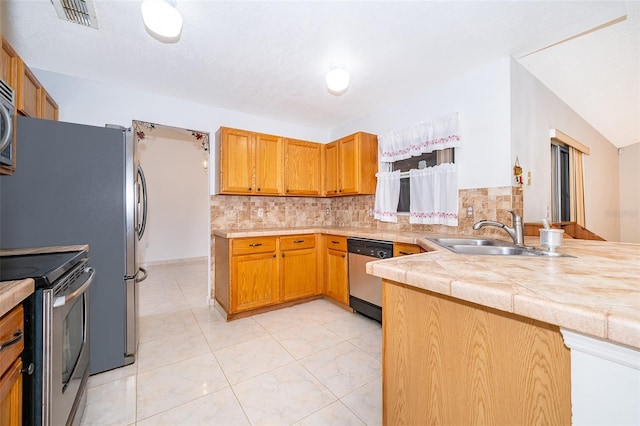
{"left": 383, "top": 280, "right": 571, "bottom": 426}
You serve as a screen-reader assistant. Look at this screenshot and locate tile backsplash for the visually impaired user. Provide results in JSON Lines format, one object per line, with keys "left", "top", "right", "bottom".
{"left": 210, "top": 186, "right": 523, "bottom": 237}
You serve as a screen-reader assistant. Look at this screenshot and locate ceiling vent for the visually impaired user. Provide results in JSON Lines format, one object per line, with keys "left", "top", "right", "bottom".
{"left": 51, "top": 0, "right": 99, "bottom": 29}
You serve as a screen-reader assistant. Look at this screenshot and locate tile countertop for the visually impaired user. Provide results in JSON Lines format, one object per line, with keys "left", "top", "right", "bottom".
{"left": 0, "top": 245, "right": 89, "bottom": 316}
{"left": 212, "top": 227, "right": 425, "bottom": 244}
{"left": 368, "top": 236, "right": 640, "bottom": 350}
{"left": 0, "top": 279, "right": 34, "bottom": 317}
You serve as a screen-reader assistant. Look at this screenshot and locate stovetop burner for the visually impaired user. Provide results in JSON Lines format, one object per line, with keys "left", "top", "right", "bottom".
{"left": 0, "top": 250, "right": 87, "bottom": 288}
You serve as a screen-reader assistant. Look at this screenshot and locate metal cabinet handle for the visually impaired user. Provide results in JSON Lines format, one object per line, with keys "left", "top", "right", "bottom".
{"left": 282, "top": 253, "right": 285, "bottom": 257}
{"left": 249, "top": 243, "right": 262, "bottom": 247}
{"left": 257, "top": 188, "right": 261, "bottom": 191}
{"left": 398, "top": 251, "right": 413, "bottom": 256}
{"left": 331, "top": 240, "right": 340, "bottom": 244}
{"left": 293, "top": 240, "right": 304, "bottom": 243}
{"left": 248, "top": 187, "right": 252, "bottom": 191}
{"left": 0, "top": 329, "right": 23, "bottom": 352}
{"left": 341, "top": 254, "right": 346, "bottom": 258}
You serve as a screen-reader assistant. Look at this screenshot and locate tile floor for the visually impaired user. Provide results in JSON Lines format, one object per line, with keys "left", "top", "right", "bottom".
{"left": 80, "top": 260, "right": 382, "bottom": 425}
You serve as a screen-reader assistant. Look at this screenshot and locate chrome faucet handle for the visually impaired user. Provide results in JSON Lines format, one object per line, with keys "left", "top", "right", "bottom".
{"left": 507, "top": 210, "right": 525, "bottom": 245}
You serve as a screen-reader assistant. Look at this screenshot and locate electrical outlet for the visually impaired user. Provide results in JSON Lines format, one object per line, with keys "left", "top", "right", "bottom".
{"left": 466, "top": 206, "right": 474, "bottom": 218}
{"left": 258, "top": 208, "right": 264, "bottom": 218}
{"left": 368, "top": 209, "right": 373, "bottom": 217}
{"left": 325, "top": 208, "right": 330, "bottom": 216}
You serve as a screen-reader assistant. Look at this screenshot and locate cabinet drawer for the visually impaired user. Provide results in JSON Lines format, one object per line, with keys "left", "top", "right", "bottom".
{"left": 232, "top": 237, "right": 277, "bottom": 255}
{"left": 325, "top": 235, "right": 347, "bottom": 252}
{"left": 280, "top": 235, "right": 315, "bottom": 251}
{"left": 0, "top": 305, "right": 24, "bottom": 377}
{"left": 394, "top": 242, "right": 424, "bottom": 257}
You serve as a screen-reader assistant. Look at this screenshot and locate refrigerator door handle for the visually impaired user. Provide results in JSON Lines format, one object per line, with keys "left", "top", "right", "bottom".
{"left": 135, "top": 267, "right": 148, "bottom": 283}
{"left": 137, "top": 164, "right": 148, "bottom": 240}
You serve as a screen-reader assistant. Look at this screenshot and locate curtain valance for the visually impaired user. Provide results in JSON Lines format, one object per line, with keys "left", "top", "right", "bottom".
{"left": 378, "top": 112, "right": 461, "bottom": 163}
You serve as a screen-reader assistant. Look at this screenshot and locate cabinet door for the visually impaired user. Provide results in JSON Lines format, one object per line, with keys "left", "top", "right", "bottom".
{"left": 232, "top": 252, "right": 279, "bottom": 312}
{"left": 17, "top": 58, "right": 41, "bottom": 117}
{"left": 1, "top": 38, "right": 17, "bottom": 90}
{"left": 282, "top": 247, "right": 318, "bottom": 301}
{"left": 284, "top": 139, "right": 322, "bottom": 195}
{"left": 220, "top": 128, "right": 254, "bottom": 194}
{"left": 324, "top": 142, "right": 339, "bottom": 195}
{"left": 0, "top": 358, "right": 22, "bottom": 426}
{"left": 254, "top": 133, "right": 282, "bottom": 194}
{"left": 41, "top": 89, "right": 59, "bottom": 121}
{"left": 338, "top": 135, "right": 359, "bottom": 194}
{"left": 324, "top": 248, "right": 349, "bottom": 305}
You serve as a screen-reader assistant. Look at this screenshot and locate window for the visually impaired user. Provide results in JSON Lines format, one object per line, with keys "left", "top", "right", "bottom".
{"left": 551, "top": 143, "right": 570, "bottom": 221}
{"left": 549, "top": 129, "right": 589, "bottom": 226}
{"left": 392, "top": 148, "right": 455, "bottom": 213}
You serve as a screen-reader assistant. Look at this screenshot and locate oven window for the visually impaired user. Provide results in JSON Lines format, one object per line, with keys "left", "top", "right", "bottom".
{"left": 62, "top": 297, "right": 85, "bottom": 388}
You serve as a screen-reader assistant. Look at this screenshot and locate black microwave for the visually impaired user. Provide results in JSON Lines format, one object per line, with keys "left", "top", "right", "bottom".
{"left": 0, "top": 78, "right": 15, "bottom": 167}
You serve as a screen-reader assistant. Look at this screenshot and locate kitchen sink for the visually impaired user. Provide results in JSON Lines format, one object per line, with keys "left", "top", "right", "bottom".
{"left": 426, "top": 237, "right": 573, "bottom": 257}
{"left": 427, "top": 237, "right": 510, "bottom": 247}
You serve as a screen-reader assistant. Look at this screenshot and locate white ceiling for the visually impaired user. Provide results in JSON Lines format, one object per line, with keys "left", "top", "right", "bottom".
{"left": 3, "top": 1, "right": 638, "bottom": 147}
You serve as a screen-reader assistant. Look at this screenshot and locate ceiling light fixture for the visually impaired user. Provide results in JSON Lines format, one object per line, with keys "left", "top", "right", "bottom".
{"left": 141, "top": 0, "right": 183, "bottom": 43}
{"left": 326, "top": 64, "right": 350, "bottom": 95}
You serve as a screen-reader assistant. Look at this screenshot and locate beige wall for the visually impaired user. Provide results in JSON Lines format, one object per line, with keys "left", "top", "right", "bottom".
{"left": 510, "top": 58, "right": 621, "bottom": 241}
{"left": 618, "top": 142, "right": 640, "bottom": 243}
{"left": 138, "top": 131, "right": 210, "bottom": 264}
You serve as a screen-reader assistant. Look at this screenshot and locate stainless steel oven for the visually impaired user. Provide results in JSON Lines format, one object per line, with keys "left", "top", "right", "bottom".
{"left": 46, "top": 258, "right": 94, "bottom": 426}
{"left": 0, "top": 250, "right": 93, "bottom": 426}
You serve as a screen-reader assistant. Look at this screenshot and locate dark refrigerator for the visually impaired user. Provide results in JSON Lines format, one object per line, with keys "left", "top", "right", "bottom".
{"left": 0, "top": 116, "right": 148, "bottom": 375}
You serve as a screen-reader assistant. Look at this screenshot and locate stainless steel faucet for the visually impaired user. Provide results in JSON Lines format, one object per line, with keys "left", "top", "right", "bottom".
{"left": 473, "top": 210, "right": 525, "bottom": 246}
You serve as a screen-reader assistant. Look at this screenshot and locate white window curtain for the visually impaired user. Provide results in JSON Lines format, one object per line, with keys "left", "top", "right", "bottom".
{"left": 409, "top": 163, "right": 458, "bottom": 226}
{"left": 378, "top": 112, "right": 461, "bottom": 162}
{"left": 373, "top": 171, "right": 401, "bottom": 223}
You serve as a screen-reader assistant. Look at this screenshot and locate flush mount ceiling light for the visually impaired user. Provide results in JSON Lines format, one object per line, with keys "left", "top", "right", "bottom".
{"left": 141, "top": 0, "right": 183, "bottom": 43}
{"left": 326, "top": 64, "right": 350, "bottom": 95}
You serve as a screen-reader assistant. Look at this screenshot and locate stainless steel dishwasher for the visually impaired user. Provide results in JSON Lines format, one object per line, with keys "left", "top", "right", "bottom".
{"left": 347, "top": 238, "right": 393, "bottom": 322}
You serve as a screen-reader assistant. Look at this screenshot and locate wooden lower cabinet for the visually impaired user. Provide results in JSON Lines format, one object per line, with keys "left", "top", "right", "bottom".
{"left": 215, "top": 235, "right": 321, "bottom": 317}
{"left": 323, "top": 235, "right": 349, "bottom": 306}
{"left": 0, "top": 358, "right": 22, "bottom": 426}
{"left": 232, "top": 251, "right": 279, "bottom": 312}
{"left": 281, "top": 235, "right": 318, "bottom": 301}
{"left": 0, "top": 305, "right": 25, "bottom": 426}
{"left": 383, "top": 279, "right": 571, "bottom": 425}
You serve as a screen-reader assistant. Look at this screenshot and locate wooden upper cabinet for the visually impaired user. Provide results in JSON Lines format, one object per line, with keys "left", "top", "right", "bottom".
{"left": 219, "top": 127, "right": 282, "bottom": 195}
{"left": 325, "top": 132, "right": 378, "bottom": 196}
{"left": 41, "top": 90, "right": 59, "bottom": 121}
{"left": 324, "top": 142, "right": 338, "bottom": 196}
{"left": 1, "top": 37, "right": 17, "bottom": 91}
{"left": 254, "top": 132, "right": 282, "bottom": 194}
{"left": 284, "top": 138, "right": 322, "bottom": 195}
{"left": 17, "top": 58, "right": 42, "bottom": 117}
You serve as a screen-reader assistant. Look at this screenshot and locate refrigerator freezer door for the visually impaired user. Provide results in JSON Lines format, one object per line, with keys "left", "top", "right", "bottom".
{"left": 1, "top": 116, "right": 129, "bottom": 374}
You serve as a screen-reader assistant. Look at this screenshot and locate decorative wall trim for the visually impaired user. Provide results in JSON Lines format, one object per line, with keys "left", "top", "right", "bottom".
{"left": 561, "top": 329, "right": 640, "bottom": 369}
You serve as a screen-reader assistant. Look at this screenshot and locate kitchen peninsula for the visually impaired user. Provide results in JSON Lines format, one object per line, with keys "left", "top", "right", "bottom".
{"left": 368, "top": 237, "right": 639, "bottom": 425}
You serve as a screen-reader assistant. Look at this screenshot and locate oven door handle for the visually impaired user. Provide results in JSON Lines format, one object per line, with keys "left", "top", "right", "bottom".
{"left": 53, "top": 267, "right": 95, "bottom": 308}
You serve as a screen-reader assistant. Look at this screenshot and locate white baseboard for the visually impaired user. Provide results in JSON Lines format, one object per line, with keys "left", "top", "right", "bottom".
{"left": 141, "top": 256, "right": 208, "bottom": 267}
